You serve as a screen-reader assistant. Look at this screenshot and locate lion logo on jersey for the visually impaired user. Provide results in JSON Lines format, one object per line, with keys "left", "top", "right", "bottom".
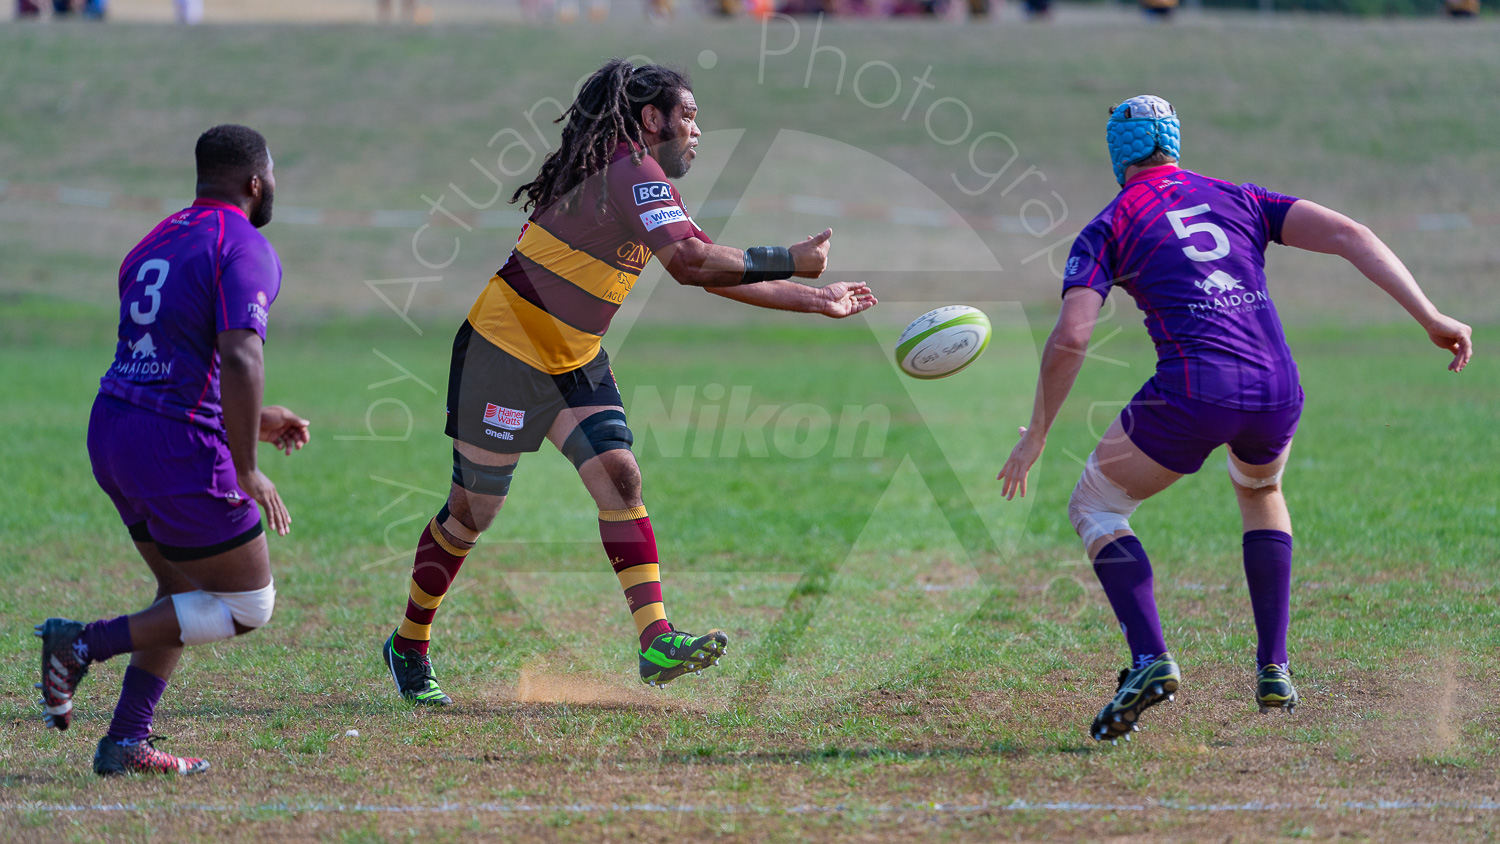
{"left": 1195, "top": 271, "right": 1244, "bottom": 296}
{"left": 129, "top": 333, "right": 157, "bottom": 360}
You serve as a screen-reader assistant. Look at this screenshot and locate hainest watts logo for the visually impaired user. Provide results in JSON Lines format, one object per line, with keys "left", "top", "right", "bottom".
{"left": 484, "top": 403, "right": 525, "bottom": 431}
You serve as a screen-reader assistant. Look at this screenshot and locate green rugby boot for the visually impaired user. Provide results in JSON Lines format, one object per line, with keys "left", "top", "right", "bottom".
{"left": 383, "top": 631, "right": 452, "bottom": 706}
{"left": 1090, "top": 653, "right": 1180, "bottom": 744}
{"left": 639, "top": 628, "right": 728, "bottom": 687}
{"left": 1255, "top": 663, "right": 1299, "bottom": 714}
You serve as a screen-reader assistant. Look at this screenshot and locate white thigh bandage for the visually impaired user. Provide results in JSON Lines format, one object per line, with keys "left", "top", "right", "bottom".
{"left": 1227, "top": 454, "right": 1284, "bottom": 489}
{"left": 216, "top": 580, "right": 276, "bottom": 630}
{"left": 1068, "top": 453, "right": 1142, "bottom": 549}
{"left": 172, "top": 580, "right": 276, "bottom": 646}
{"left": 173, "top": 591, "right": 235, "bottom": 646}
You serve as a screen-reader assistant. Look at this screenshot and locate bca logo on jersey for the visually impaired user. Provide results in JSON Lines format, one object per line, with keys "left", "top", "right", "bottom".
{"left": 483, "top": 403, "right": 525, "bottom": 430}
{"left": 632, "top": 182, "right": 673, "bottom": 206}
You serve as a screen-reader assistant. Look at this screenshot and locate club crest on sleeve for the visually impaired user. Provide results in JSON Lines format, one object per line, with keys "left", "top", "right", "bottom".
{"left": 632, "top": 182, "right": 674, "bottom": 206}
{"left": 483, "top": 403, "right": 525, "bottom": 431}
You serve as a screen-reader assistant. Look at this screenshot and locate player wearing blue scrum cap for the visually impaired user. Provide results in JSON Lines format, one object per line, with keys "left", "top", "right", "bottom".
{"left": 998, "top": 95, "right": 1473, "bottom": 744}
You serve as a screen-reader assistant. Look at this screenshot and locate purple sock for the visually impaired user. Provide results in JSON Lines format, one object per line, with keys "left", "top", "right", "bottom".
{"left": 1093, "top": 535, "right": 1169, "bottom": 663}
{"left": 107, "top": 665, "right": 168, "bottom": 743}
{"left": 80, "top": 615, "right": 133, "bottom": 664}
{"left": 1243, "top": 529, "right": 1293, "bottom": 667}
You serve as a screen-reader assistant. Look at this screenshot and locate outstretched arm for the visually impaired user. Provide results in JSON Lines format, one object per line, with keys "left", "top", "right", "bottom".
{"left": 1281, "top": 200, "right": 1472, "bottom": 372}
{"left": 706, "top": 279, "right": 877, "bottom": 318}
{"left": 997, "top": 287, "right": 1106, "bottom": 499}
{"left": 655, "top": 228, "right": 834, "bottom": 288}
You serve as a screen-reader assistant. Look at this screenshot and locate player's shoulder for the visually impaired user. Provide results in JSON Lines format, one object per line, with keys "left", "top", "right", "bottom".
{"left": 220, "top": 212, "right": 277, "bottom": 254}
{"left": 607, "top": 148, "right": 678, "bottom": 202}
{"left": 1180, "top": 169, "right": 1266, "bottom": 199}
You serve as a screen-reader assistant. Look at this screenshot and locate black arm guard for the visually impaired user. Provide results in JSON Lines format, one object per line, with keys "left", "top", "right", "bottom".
{"left": 740, "top": 246, "right": 797, "bottom": 285}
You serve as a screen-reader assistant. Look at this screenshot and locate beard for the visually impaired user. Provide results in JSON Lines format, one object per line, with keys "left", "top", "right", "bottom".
{"left": 249, "top": 184, "right": 275, "bottom": 228}
{"left": 653, "top": 123, "right": 692, "bottom": 179}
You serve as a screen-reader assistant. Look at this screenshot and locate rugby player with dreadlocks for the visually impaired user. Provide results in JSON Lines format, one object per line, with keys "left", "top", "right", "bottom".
{"left": 997, "top": 95, "right": 1472, "bottom": 743}
{"left": 382, "top": 59, "right": 877, "bottom": 704}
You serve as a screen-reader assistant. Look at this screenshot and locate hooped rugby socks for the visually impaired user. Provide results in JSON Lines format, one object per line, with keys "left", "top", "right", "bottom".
{"left": 1243, "top": 529, "right": 1293, "bottom": 667}
{"left": 393, "top": 516, "right": 473, "bottom": 656}
{"left": 79, "top": 615, "right": 133, "bottom": 664}
{"left": 1092, "top": 536, "right": 1169, "bottom": 663}
{"left": 600, "top": 507, "right": 671, "bottom": 651}
{"left": 106, "top": 665, "right": 168, "bottom": 743}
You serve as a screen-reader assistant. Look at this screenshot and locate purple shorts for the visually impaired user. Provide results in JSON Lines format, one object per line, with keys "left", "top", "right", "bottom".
{"left": 88, "top": 395, "right": 261, "bottom": 555}
{"left": 1120, "top": 379, "right": 1302, "bottom": 475}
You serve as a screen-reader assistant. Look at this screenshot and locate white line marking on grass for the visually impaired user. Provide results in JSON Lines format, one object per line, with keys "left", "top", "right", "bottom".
{"left": 6, "top": 799, "right": 1499, "bottom": 815}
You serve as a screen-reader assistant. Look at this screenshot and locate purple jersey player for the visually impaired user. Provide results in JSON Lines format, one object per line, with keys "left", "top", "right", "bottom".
{"left": 997, "top": 96, "right": 1472, "bottom": 744}
{"left": 35, "top": 125, "right": 310, "bottom": 777}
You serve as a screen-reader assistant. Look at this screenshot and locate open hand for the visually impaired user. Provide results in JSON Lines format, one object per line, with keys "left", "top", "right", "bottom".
{"left": 817, "top": 281, "right": 878, "bottom": 318}
{"left": 789, "top": 228, "right": 833, "bottom": 279}
{"left": 1423, "top": 314, "right": 1473, "bottom": 373}
{"left": 997, "top": 426, "right": 1045, "bottom": 500}
{"left": 238, "top": 467, "right": 291, "bottom": 536}
{"left": 260, "top": 406, "right": 311, "bottom": 455}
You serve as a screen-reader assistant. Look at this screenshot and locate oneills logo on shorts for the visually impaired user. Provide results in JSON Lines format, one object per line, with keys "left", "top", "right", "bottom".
{"left": 483, "top": 403, "right": 525, "bottom": 430}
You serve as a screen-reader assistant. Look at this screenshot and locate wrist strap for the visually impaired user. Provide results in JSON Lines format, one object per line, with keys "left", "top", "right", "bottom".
{"left": 740, "top": 246, "right": 796, "bottom": 285}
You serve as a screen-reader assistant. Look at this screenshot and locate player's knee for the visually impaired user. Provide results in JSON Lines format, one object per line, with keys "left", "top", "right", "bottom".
{"left": 560, "top": 410, "right": 633, "bottom": 471}
{"left": 452, "top": 446, "right": 516, "bottom": 500}
{"left": 1067, "top": 453, "right": 1142, "bottom": 550}
{"left": 172, "top": 581, "right": 275, "bottom": 645}
{"left": 1227, "top": 454, "right": 1283, "bottom": 493}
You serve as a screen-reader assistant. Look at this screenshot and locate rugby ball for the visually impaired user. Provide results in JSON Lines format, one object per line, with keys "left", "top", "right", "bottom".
{"left": 895, "top": 305, "right": 991, "bottom": 380}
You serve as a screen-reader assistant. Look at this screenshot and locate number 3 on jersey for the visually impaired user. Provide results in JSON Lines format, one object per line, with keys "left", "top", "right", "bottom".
{"left": 1166, "top": 204, "right": 1230, "bottom": 262}
{"left": 129, "top": 259, "right": 170, "bottom": 325}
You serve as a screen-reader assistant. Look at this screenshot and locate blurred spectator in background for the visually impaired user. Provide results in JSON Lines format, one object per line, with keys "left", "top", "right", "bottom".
{"left": 1443, "top": 0, "right": 1478, "bottom": 15}
{"left": 32, "top": 0, "right": 105, "bottom": 17}
{"left": 378, "top": 0, "right": 416, "bottom": 19}
{"left": 1141, "top": 0, "right": 1176, "bottom": 18}
{"left": 175, "top": 0, "right": 202, "bottom": 22}
{"left": 1025, "top": 0, "right": 1052, "bottom": 19}
{"left": 889, "top": 0, "right": 947, "bottom": 14}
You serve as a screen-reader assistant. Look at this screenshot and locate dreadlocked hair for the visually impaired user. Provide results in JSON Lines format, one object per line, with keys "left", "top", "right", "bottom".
{"left": 511, "top": 59, "right": 691, "bottom": 216}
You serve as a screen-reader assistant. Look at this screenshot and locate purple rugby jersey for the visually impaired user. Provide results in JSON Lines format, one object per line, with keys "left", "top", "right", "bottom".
{"left": 1063, "top": 165, "right": 1302, "bottom": 411}
{"left": 98, "top": 198, "right": 282, "bottom": 429}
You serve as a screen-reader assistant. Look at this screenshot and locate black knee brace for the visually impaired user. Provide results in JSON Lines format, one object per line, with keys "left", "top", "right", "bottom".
{"left": 559, "top": 410, "right": 634, "bottom": 470}
{"left": 452, "top": 447, "right": 516, "bottom": 496}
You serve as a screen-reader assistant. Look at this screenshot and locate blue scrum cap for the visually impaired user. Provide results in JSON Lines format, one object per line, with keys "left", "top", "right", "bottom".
{"left": 1106, "top": 95, "right": 1181, "bottom": 186}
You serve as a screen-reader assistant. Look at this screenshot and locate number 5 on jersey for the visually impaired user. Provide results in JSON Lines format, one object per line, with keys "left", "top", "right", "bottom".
{"left": 1166, "top": 204, "right": 1230, "bottom": 262}
{"left": 130, "top": 259, "right": 170, "bottom": 325}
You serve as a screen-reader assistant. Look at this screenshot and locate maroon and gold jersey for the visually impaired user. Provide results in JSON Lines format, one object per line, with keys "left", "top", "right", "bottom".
{"left": 468, "top": 144, "right": 710, "bottom": 374}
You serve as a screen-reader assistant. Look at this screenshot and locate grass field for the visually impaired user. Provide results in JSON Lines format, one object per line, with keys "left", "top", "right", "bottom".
{"left": 2, "top": 11, "right": 1498, "bottom": 843}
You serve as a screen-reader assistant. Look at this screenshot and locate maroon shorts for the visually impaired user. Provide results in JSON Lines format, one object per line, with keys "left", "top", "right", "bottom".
{"left": 1120, "top": 378, "right": 1303, "bottom": 475}
{"left": 87, "top": 395, "right": 262, "bottom": 560}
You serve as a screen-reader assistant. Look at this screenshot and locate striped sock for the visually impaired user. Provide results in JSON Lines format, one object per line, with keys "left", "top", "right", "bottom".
{"left": 600, "top": 507, "right": 670, "bottom": 651}
{"left": 392, "top": 516, "right": 472, "bottom": 656}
